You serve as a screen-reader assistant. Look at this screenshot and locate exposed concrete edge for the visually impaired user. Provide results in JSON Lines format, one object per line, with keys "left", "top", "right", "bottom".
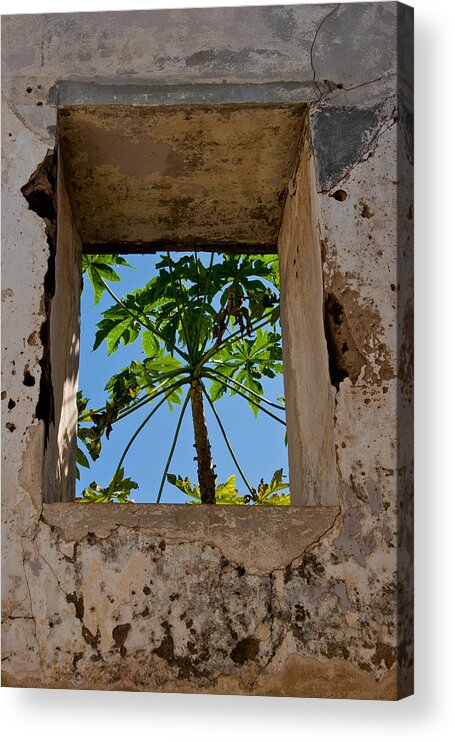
{"left": 1, "top": 654, "right": 401, "bottom": 700}
{"left": 50, "top": 80, "right": 320, "bottom": 107}
{"left": 42, "top": 503, "right": 340, "bottom": 574}
{"left": 83, "top": 241, "right": 278, "bottom": 255}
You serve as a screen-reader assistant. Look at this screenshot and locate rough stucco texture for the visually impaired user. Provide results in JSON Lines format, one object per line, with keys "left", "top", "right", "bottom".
{"left": 1, "top": 3, "right": 413, "bottom": 699}
{"left": 58, "top": 104, "right": 305, "bottom": 248}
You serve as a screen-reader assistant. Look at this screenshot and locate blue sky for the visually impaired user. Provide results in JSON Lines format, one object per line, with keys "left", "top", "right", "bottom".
{"left": 77, "top": 253, "right": 289, "bottom": 504}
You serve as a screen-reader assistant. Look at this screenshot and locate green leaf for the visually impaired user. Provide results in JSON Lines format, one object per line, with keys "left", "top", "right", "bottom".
{"left": 143, "top": 349, "right": 183, "bottom": 379}
{"left": 213, "top": 474, "right": 243, "bottom": 504}
{"left": 167, "top": 473, "right": 243, "bottom": 506}
{"left": 76, "top": 447, "right": 90, "bottom": 469}
{"left": 82, "top": 254, "right": 133, "bottom": 304}
{"left": 166, "top": 474, "right": 199, "bottom": 499}
{"left": 208, "top": 377, "right": 226, "bottom": 402}
{"left": 77, "top": 467, "right": 138, "bottom": 503}
{"left": 142, "top": 329, "right": 160, "bottom": 357}
{"left": 248, "top": 468, "right": 290, "bottom": 505}
{"left": 259, "top": 493, "right": 291, "bottom": 506}
{"left": 93, "top": 309, "right": 140, "bottom": 354}
{"left": 164, "top": 385, "right": 183, "bottom": 411}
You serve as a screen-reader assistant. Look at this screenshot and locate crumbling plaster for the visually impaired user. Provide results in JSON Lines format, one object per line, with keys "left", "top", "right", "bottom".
{"left": 1, "top": 3, "right": 413, "bottom": 699}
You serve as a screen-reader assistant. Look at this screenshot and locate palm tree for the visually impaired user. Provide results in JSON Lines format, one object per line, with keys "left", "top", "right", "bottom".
{"left": 77, "top": 251, "right": 288, "bottom": 505}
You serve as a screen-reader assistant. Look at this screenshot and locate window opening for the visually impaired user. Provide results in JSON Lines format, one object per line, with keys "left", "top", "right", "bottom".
{"left": 52, "top": 102, "right": 337, "bottom": 508}
{"left": 76, "top": 250, "right": 290, "bottom": 505}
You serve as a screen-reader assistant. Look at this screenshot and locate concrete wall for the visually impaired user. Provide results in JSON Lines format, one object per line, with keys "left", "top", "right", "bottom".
{"left": 278, "top": 115, "right": 338, "bottom": 507}
{"left": 1, "top": 3, "right": 413, "bottom": 698}
{"left": 42, "top": 145, "right": 81, "bottom": 503}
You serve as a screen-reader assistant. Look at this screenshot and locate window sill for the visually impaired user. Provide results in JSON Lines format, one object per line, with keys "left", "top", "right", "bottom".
{"left": 42, "top": 502, "right": 340, "bottom": 573}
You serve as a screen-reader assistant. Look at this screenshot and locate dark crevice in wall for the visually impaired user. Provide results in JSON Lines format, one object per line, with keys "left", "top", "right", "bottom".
{"left": 323, "top": 293, "right": 366, "bottom": 390}
{"left": 21, "top": 149, "right": 57, "bottom": 442}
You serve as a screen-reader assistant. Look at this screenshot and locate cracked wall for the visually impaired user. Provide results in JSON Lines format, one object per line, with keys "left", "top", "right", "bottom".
{"left": 1, "top": 3, "right": 413, "bottom": 699}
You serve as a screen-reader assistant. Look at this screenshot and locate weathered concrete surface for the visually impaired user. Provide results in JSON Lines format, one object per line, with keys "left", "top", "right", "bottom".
{"left": 278, "top": 115, "right": 338, "bottom": 507}
{"left": 41, "top": 146, "right": 82, "bottom": 503}
{"left": 1, "top": 3, "right": 404, "bottom": 143}
{"left": 315, "top": 95, "right": 414, "bottom": 699}
{"left": 6, "top": 501, "right": 403, "bottom": 698}
{"left": 2, "top": 3, "right": 413, "bottom": 699}
{"left": 59, "top": 104, "right": 305, "bottom": 248}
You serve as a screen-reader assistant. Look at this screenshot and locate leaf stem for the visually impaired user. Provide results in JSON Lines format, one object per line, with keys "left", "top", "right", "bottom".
{"left": 215, "top": 307, "right": 278, "bottom": 351}
{"left": 202, "top": 373, "right": 286, "bottom": 425}
{"left": 207, "top": 369, "right": 286, "bottom": 410}
{"left": 196, "top": 251, "right": 215, "bottom": 354}
{"left": 195, "top": 307, "right": 278, "bottom": 371}
{"left": 115, "top": 373, "right": 189, "bottom": 422}
{"left": 194, "top": 250, "right": 200, "bottom": 303}
{"left": 200, "top": 381, "right": 255, "bottom": 496}
{"left": 112, "top": 381, "right": 186, "bottom": 483}
{"left": 84, "top": 368, "right": 188, "bottom": 420}
{"left": 156, "top": 388, "right": 191, "bottom": 503}
{"left": 166, "top": 252, "right": 193, "bottom": 362}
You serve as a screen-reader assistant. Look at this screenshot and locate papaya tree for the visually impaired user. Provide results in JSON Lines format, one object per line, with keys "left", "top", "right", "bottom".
{"left": 77, "top": 251, "right": 289, "bottom": 505}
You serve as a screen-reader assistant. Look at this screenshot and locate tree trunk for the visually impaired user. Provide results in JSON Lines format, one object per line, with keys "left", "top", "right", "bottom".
{"left": 190, "top": 381, "right": 216, "bottom": 504}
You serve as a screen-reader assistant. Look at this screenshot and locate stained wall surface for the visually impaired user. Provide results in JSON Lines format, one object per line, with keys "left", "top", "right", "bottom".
{"left": 58, "top": 104, "right": 306, "bottom": 249}
{"left": 1, "top": 3, "right": 413, "bottom": 699}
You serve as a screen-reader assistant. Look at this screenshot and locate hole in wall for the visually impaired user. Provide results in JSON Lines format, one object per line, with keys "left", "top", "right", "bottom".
{"left": 21, "top": 151, "right": 57, "bottom": 222}
{"left": 21, "top": 149, "right": 57, "bottom": 440}
{"left": 23, "top": 369, "right": 35, "bottom": 387}
{"left": 323, "top": 80, "right": 344, "bottom": 92}
{"left": 230, "top": 637, "right": 260, "bottom": 664}
{"left": 331, "top": 189, "right": 347, "bottom": 202}
{"left": 323, "top": 293, "right": 366, "bottom": 390}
